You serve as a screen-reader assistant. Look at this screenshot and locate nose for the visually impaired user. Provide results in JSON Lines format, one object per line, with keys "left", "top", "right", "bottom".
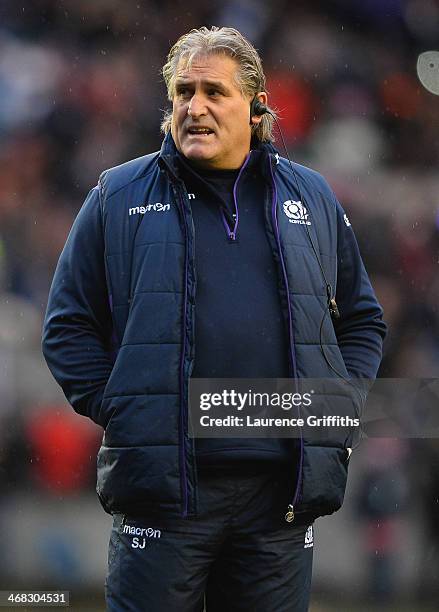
{"left": 187, "top": 94, "right": 207, "bottom": 118}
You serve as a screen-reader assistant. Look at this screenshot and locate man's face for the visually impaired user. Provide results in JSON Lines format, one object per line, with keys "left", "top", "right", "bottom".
{"left": 171, "top": 54, "right": 254, "bottom": 170}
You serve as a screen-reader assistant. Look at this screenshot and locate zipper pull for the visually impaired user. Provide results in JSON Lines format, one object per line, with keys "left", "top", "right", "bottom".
{"left": 285, "top": 504, "right": 295, "bottom": 523}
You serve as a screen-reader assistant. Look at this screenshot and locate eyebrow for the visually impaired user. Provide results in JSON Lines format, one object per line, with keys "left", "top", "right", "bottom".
{"left": 175, "top": 79, "right": 230, "bottom": 93}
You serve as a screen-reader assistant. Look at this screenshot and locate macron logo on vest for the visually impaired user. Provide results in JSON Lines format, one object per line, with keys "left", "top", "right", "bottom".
{"left": 129, "top": 202, "right": 170, "bottom": 216}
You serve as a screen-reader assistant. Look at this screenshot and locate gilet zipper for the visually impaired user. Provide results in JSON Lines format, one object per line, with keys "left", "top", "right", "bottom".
{"left": 219, "top": 152, "right": 252, "bottom": 241}
{"left": 268, "top": 157, "right": 304, "bottom": 523}
{"left": 171, "top": 184, "right": 190, "bottom": 517}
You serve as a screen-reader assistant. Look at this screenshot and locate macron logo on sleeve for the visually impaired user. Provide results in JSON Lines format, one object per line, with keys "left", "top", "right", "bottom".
{"left": 129, "top": 202, "right": 171, "bottom": 216}
{"left": 343, "top": 213, "right": 351, "bottom": 227}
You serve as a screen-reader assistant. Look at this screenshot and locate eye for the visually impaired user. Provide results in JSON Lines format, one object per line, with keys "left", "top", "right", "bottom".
{"left": 208, "top": 89, "right": 221, "bottom": 97}
{"left": 176, "top": 87, "right": 191, "bottom": 98}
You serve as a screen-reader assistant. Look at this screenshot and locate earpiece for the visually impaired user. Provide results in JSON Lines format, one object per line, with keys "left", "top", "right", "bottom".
{"left": 249, "top": 96, "right": 269, "bottom": 124}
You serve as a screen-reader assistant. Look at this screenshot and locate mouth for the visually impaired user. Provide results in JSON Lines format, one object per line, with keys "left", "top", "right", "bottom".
{"left": 186, "top": 127, "right": 215, "bottom": 137}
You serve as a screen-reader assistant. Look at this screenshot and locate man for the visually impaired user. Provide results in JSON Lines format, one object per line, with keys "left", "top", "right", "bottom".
{"left": 42, "top": 26, "right": 386, "bottom": 611}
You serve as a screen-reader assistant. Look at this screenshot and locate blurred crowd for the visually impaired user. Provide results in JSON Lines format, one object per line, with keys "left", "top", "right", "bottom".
{"left": 0, "top": 0, "right": 438, "bottom": 602}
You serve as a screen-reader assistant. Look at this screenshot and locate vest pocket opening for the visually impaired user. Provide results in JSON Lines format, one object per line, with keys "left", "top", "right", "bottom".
{"left": 297, "top": 444, "right": 349, "bottom": 517}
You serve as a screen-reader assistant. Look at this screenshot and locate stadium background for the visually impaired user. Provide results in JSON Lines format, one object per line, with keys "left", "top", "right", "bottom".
{"left": 0, "top": 0, "right": 438, "bottom": 610}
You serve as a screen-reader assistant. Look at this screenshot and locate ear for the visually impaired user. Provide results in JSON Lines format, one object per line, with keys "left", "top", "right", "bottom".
{"left": 250, "top": 92, "right": 268, "bottom": 125}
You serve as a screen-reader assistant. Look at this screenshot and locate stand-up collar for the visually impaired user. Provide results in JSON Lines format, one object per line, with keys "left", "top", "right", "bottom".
{"left": 158, "top": 131, "right": 280, "bottom": 179}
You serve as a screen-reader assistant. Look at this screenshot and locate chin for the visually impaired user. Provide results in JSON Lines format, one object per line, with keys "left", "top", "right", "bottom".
{"left": 183, "top": 146, "right": 214, "bottom": 164}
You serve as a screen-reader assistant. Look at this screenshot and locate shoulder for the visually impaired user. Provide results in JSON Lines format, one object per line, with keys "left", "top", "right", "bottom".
{"left": 99, "top": 151, "right": 160, "bottom": 200}
{"left": 276, "top": 156, "right": 336, "bottom": 203}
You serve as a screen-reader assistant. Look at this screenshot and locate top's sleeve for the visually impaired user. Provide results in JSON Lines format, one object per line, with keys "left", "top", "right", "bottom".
{"left": 332, "top": 198, "right": 387, "bottom": 382}
{"left": 42, "top": 183, "right": 114, "bottom": 426}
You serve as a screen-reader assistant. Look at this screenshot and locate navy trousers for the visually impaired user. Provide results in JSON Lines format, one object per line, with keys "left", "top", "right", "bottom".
{"left": 105, "top": 467, "right": 314, "bottom": 611}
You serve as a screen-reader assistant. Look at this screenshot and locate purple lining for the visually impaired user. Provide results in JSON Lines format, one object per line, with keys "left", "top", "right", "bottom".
{"left": 269, "top": 163, "right": 297, "bottom": 379}
{"left": 108, "top": 293, "right": 119, "bottom": 361}
{"left": 269, "top": 159, "right": 303, "bottom": 510}
{"left": 177, "top": 193, "right": 189, "bottom": 517}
